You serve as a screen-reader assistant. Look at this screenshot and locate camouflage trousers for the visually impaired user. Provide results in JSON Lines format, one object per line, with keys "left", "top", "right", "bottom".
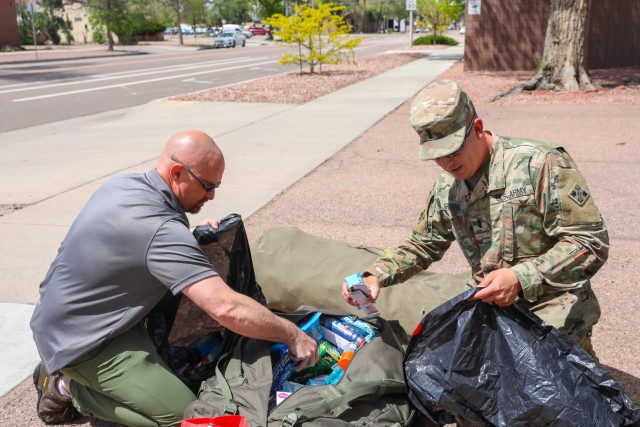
{"left": 515, "top": 284, "right": 600, "bottom": 359}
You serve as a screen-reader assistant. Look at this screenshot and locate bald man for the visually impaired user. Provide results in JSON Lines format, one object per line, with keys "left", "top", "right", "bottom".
{"left": 31, "top": 130, "right": 318, "bottom": 427}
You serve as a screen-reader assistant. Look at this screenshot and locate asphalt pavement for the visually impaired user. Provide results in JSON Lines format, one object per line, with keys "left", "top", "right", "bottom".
{"left": 0, "top": 43, "right": 464, "bottom": 397}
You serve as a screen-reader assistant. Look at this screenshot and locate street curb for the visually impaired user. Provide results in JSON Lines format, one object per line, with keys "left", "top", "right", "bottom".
{"left": 0, "top": 49, "right": 147, "bottom": 65}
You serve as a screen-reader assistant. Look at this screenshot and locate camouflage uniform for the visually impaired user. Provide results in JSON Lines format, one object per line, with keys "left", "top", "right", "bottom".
{"left": 368, "top": 80, "right": 609, "bottom": 352}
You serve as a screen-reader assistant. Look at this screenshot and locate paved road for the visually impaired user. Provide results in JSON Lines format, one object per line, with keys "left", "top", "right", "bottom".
{"left": 0, "top": 35, "right": 411, "bottom": 132}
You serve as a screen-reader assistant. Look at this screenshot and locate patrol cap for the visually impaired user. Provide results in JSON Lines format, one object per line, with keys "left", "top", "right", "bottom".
{"left": 410, "top": 80, "right": 477, "bottom": 160}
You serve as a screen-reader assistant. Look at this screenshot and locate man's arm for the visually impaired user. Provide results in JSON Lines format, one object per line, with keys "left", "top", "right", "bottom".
{"left": 512, "top": 152, "right": 609, "bottom": 302}
{"left": 474, "top": 152, "right": 609, "bottom": 305}
{"left": 342, "top": 189, "right": 453, "bottom": 306}
{"left": 182, "top": 276, "right": 318, "bottom": 370}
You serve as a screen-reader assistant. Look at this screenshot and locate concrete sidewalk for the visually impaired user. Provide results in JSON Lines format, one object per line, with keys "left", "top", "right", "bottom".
{"left": 0, "top": 45, "right": 463, "bottom": 397}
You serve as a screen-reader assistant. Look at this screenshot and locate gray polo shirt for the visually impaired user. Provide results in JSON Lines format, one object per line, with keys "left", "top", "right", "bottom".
{"left": 31, "top": 169, "right": 217, "bottom": 373}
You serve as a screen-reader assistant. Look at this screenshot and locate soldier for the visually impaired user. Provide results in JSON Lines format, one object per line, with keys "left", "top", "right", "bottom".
{"left": 342, "top": 79, "right": 608, "bottom": 355}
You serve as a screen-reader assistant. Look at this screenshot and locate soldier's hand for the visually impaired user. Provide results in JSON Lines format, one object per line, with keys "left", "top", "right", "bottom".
{"left": 471, "top": 268, "right": 521, "bottom": 306}
{"left": 341, "top": 275, "right": 380, "bottom": 306}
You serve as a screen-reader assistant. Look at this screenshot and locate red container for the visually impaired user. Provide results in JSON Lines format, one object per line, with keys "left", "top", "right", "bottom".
{"left": 181, "top": 415, "right": 249, "bottom": 427}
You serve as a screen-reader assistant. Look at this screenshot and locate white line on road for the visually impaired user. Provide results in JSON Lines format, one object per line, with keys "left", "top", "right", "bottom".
{"left": 183, "top": 78, "right": 218, "bottom": 84}
{"left": 13, "top": 60, "right": 277, "bottom": 102}
{"left": 0, "top": 57, "right": 268, "bottom": 95}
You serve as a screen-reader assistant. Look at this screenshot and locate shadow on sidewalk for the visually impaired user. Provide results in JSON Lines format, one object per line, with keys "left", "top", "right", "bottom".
{"left": 604, "top": 364, "right": 640, "bottom": 405}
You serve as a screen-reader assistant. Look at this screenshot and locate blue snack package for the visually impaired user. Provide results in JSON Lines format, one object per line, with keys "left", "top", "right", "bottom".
{"left": 298, "top": 312, "right": 324, "bottom": 344}
{"left": 269, "top": 343, "right": 294, "bottom": 410}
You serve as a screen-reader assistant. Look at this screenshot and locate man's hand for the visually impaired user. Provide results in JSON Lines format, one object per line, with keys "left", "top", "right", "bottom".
{"left": 198, "top": 219, "right": 219, "bottom": 229}
{"left": 286, "top": 331, "right": 319, "bottom": 372}
{"left": 341, "top": 274, "right": 380, "bottom": 306}
{"left": 470, "top": 268, "right": 522, "bottom": 306}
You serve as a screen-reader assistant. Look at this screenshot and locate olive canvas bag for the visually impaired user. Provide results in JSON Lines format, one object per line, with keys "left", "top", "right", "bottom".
{"left": 184, "top": 308, "right": 418, "bottom": 427}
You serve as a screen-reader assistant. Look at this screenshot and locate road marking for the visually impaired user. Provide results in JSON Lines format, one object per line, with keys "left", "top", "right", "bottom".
{"left": 0, "top": 57, "right": 266, "bottom": 95}
{"left": 183, "top": 78, "right": 218, "bottom": 84}
{"left": 13, "top": 60, "right": 277, "bottom": 102}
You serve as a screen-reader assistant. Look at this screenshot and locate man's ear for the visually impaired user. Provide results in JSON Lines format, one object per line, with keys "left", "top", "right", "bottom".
{"left": 471, "top": 118, "right": 484, "bottom": 137}
{"left": 169, "top": 163, "right": 183, "bottom": 183}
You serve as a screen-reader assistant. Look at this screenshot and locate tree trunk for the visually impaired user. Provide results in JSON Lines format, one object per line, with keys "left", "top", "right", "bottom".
{"left": 540, "top": 0, "right": 595, "bottom": 91}
{"left": 491, "top": 0, "right": 596, "bottom": 101}
{"left": 174, "top": 0, "right": 184, "bottom": 46}
{"left": 106, "top": 14, "right": 114, "bottom": 51}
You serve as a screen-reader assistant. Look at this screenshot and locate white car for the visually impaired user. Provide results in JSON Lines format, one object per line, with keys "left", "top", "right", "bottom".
{"left": 213, "top": 31, "right": 246, "bottom": 48}
{"left": 459, "top": 26, "right": 466, "bottom": 35}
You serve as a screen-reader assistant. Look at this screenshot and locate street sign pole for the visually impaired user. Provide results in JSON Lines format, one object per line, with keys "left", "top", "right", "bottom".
{"left": 409, "top": 10, "right": 413, "bottom": 48}
{"left": 406, "top": 0, "right": 416, "bottom": 48}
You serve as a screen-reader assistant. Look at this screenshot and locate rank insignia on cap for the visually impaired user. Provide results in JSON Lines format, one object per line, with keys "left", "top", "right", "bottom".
{"left": 568, "top": 183, "right": 589, "bottom": 206}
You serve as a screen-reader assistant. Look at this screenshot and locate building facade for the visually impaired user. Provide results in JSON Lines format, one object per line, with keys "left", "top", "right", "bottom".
{"left": 0, "top": 0, "right": 20, "bottom": 48}
{"left": 464, "top": 0, "right": 640, "bottom": 71}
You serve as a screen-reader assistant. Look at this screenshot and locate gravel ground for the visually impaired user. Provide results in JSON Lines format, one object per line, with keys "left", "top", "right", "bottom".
{"left": 173, "top": 52, "right": 428, "bottom": 104}
{"left": 3, "top": 50, "right": 639, "bottom": 426}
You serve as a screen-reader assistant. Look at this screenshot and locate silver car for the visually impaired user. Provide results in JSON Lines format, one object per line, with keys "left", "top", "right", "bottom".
{"left": 213, "top": 31, "right": 246, "bottom": 48}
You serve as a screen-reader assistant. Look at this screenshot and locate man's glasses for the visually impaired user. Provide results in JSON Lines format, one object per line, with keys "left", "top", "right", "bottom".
{"left": 442, "top": 113, "right": 477, "bottom": 159}
{"left": 170, "top": 156, "right": 221, "bottom": 192}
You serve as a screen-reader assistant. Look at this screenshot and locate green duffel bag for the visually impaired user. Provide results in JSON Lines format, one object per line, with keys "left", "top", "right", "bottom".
{"left": 184, "top": 308, "right": 418, "bottom": 426}
{"left": 250, "top": 227, "right": 468, "bottom": 334}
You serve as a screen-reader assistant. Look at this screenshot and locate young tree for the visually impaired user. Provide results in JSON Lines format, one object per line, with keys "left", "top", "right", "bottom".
{"left": 417, "top": 0, "right": 463, "bottom": 42}
{"left": 492, "top": 0, "right": 595, "bottom": 100}
{"left": 167, "top": 0, "right": 185, "bottom": 45}
{"left": 265, "top": 1, "right": 361, "bottom": 74}
{"left": 87, "top": 0, "right": 129, "bottom": 51}
{"left": 184, "top": 0, "right": 205, "bottom": 35}
{"left": 255, "top": 0, "right": 285, "bottom": 20}
{"left": 208, "top": 0, "right": 251, "bottom": 26}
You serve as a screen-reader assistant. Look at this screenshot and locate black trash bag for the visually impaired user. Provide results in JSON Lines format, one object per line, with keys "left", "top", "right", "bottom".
{"left": 404, "top": 288, "right": 640, "bottom": 427}
{"left": 144, "top": 213, "right": 266, "bottom": 391}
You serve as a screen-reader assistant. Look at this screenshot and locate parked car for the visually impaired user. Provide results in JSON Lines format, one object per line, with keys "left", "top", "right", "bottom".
{"left": 459, "top": 26, "right": 466, "bottom": 35}
{"left": 242, "top": 29, "right": 253, "bottom": 38}
{"left": 248, "top": 26, "right": 271, "bottom": 36}
{"left": 213, "top": 31, "right": 246, "bottom": 48}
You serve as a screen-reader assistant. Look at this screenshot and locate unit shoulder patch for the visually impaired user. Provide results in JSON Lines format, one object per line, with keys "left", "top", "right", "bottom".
{"left": 568, "top": 183, "right": 590, "bottom": 206}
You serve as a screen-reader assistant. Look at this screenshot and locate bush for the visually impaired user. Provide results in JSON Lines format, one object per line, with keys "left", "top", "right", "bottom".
{"left": 131, "top": 20, "right": 166, "bottom": 37}
{"left": 413, "top": 34, "right": 458, "bottom": 46}
{"left": 92, "top": 29, "right": 106, "bottom": 45}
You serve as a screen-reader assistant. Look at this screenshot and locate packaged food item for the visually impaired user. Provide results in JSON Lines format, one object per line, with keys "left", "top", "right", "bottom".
{"left": 323, "top": 365, "right": 345, "bottom": 385}
{"left": 306, "top": 374, "right": 330, "bottom": 386}
{"left": 344, "top": 273, "right": 380, "bottom": 317}
{"left": 269, "top": 343, "right": 294, "bottom": 410}
{"left": 298, "top": 312, "right": 324, "bottom": 344}
{"left": 319, "top": 341, "right": 341, "bottom": 363}
{"left": 275, "top": 391, "right": 291, "bottom": 405}
{"left": 281, "top": 380, "right": 305, "bottom": 393}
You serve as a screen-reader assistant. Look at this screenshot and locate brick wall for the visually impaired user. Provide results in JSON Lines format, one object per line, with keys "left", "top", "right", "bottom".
{"left": 464, "top": 0, "right": 640, "bottom": 71}
{"left": 0, "top": 0, "right": 20, "bottom": 48}
{"left": 588, "top": 0, "right": 640, "bottom": 69}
